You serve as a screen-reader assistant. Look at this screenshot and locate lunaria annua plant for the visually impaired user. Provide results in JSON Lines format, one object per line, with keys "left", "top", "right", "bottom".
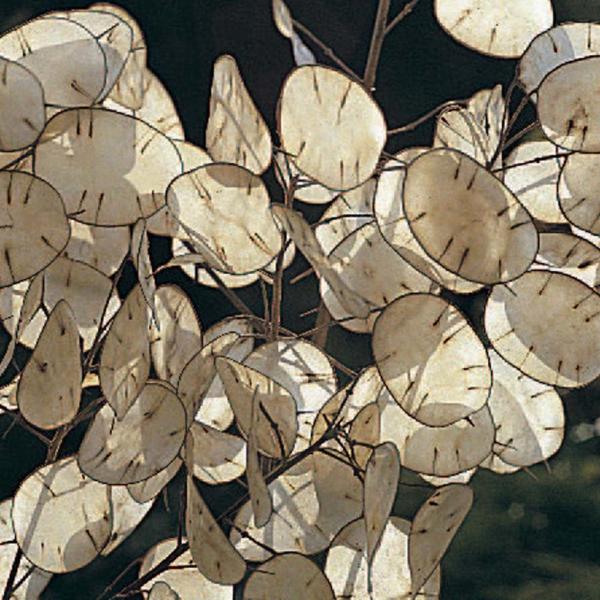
{"left": 0, "top": 0, "right": 598, "bottom": 598}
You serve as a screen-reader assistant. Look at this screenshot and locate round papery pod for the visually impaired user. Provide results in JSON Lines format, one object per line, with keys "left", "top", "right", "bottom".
{"left": 420, "top": 469, "right": 476, "bottom": 487}
{"left": 373, "top": 293, "right": 492, "bottom": 427}
{"left": 231, "top": 454, "right": 361, "bottom": 562}
{"left": 63, "top": 221, "right": 130, "bottom": 276}
{"left": 242, "top": 339, "right": 337, "bottom": 455}
{"left": 484, "top": 270, "right": 600, "bottom": 387}
{"left": 0, "top": 16, "right": 108, "bottom": 107}
{"left": 0, "top": 498, "right": 53, "bottom": 599}
{"left": 325, "top": 517, "right": 441, "bottom": 600}
{"left": 34, "top": 107, "right": 183, "bottom": 226}
{"left": 148, "top": 142, "right": 213, "bottom": 239}
{"left": 320, "top": 221, "right": 439, "bottom": 333}
{"left": 149, "top": 284, "right": 203, "bottom": 386}
{"left": 558, "top": 153, "right": 600, "bottom": 237}
{"left": 47, "top": 9, "right": 133, "bottom": 101}
{"left": 243, "top": 553, "right": 334, "bottom": 600}
{"left": 503, "top": 140, "right": 567, "bottom": 224}
{"left": 274, "top": 151, "right": 337, "bottom": 205}
{"left": 377, "top": 386, "right": 495, "bottom": 477}
{"left": 519, "top": 23, "right": 600, "bottom": 95}
{"left": 216, "top": 356, "right": 298, "bottom": 459}
{"left": 0, "top": 170, "right": 70, "bottom": 288}
{"left": 434, "top": 0, "right": 553, "bottom": 59}
{"left": 17, "top": 300, "right": 81, "bottom": 430}
{"left": 363, "top": 442, "right": 400, "bottom": 564}
{"left": 408, "top": 484, "right": 473, "bottom": 597}
{"left": 78, "top": 381, "right": 187, "bottom": 485}
{"left": 148, "top": 582, "right": 181, "bottom": 600}
{"left": 314, "top": 179, "right": 375, "bottom": 254}
{"left": 537, "top": 56, "right": 600, "bottom": 153}
{"left": 43, "top": 256, "right": 121, "bottom": 351}
{"left": 101, "top": 486, "right": 154, "bottom": 556}
{"left": 207, "top": 55, "right": 272, "bottom": 175}
{"left": 534, "top": 232, "right": 600, "bottom": 291}
{"left": 91, "top": 2, "right": 148, "bottom": 110}
{"left": 0, "top": 57, "right": 45, "bottom": 152}
{"left": 312, "top": 448, "right": 363, "bottom": 534}
{"left": 178, "top": 332, "right": 242, "bottom": 425}
{"left": 166, "top": 163, "right": 282, "bottom": 275}
{"left": 12, "top": 456, "right": 112, "bottom": 573}
{"left": 278, "top": 64, "right": 387, "bottom": 191}
{"left": 186, "top": 477, "right": 246, "bottom": 585}
{"left": 140, "top": 538, "right": 233, "bottom": 600}
{"left": 487, "top": 350, "right": 565, "bottom": 468}
{"left": 374, "top": 148, "right": 484, "bottom": 294}
{"left": 187, "top": 422, "right": 246, "bottom": 485}
{"left": 103, "top": 69, "right": 184, "bottom": 140}
{"left": 194, "top": 317, "right": 255, "bottom": 430}
{"left": 402, "top": 149, "right": 538, "bottom": 285}
{"left": 127, "top": 458, "right": 182, "bottom": 504}
{"left": 100, "top": 284, "right": 150, "bottom": 419}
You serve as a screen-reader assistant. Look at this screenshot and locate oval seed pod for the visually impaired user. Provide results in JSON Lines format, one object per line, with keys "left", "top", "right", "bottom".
{"left": 373, "top": 293, "right": 491, "bottom": 427}
{"left": 558, "top": 152, "right": 600, "bottom": 237}
{"left": 487, "top": 350, "right": 565, "bottom": 468}
{"left": 434, "top": 0, "right": 553, "bottom": 59}
{"left": 167, "top": 163, "right": 282, "bottom": 275}
{"left": 207, "top": 55, "right": 272, "bottom": 174}
{"left": 402, "top": 149, "right": 538, "bottom": 285}
{"left": 35, "top": 108, "right": 183, "bottom": 225}
{"left": 12, "top": 456, "right": 112, "bottom": 573}
{"left": 140, "top": 538, "right": 233, "bottom": 600}
{"left": 325, "top": 517, "right": 441, "bottom": 600}
{"left": 278, "top": 65, "right": 387, "bottom": 191}
{"left": 485, "top": 270, "right": 600, "bottom": 387}
{"left": 537, "top": 56, "right": 600, "bottom": 152}
{"left": 0, "top": 16, "right": 107, "bottom": 106}
{"left": 0, "top": 170, "right": 69, "bottom": 288}
{"left": 519, "top": 22, "right": 600, "bottom": 95}
{"left": 17, "top": 300, "right": 81, "bottom": 430}
{"left": 79, "top": 382, "right": 187, "bottom": 485}
{"left": 0, "top": 57, "right": 45, "bottom": 151}
{"left": 408, "top": 484, "right": 473, "bottom": 597}
{"left": 243, "top": 553, "right": 334, "bottom": 600}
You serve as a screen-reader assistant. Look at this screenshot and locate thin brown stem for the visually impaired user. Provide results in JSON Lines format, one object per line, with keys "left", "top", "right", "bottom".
{"left": 388, "top": 99, "right": 468, "bottom": 135}
{"left": 203, "top": 266, "right": 256, "bottom": 318}
{"left": 492, "top": 151, "right": 572, "bottom": 174}
{"left": 0, "top": 407, "right": 51, "bottom": 445}
{"left": 364, "top": 0, "right": 392, "bottom": 90}
{"left": 384, "top": 0, "right": 421, "bottom": 36}
{"left": 1, "top": 548, "right": 22, "bottom": 600}
{"left": 292, "top": 19, "right": 360, "bottom": 81}
{"left": 503, "top": 120, "right": 539, "bottom": 151}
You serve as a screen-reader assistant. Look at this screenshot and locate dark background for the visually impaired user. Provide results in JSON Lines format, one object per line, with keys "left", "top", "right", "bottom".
{"left": 0, "top": 1, "right": 599, "bottom": 598}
